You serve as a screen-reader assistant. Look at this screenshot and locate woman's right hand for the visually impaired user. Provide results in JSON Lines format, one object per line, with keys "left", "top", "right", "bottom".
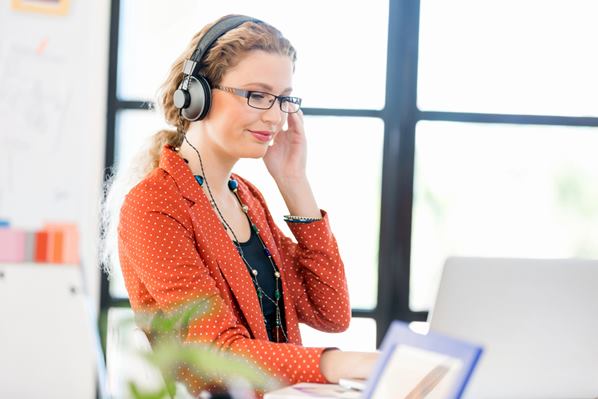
{"left": 319, "top": 350, "right": 379, "bottom": 383}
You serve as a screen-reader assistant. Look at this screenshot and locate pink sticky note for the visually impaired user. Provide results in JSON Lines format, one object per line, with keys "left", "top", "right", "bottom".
{"left": 0, "top": 228, "right": 26, "bottom": 262}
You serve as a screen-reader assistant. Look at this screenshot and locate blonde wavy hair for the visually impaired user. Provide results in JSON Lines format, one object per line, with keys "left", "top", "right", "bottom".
{"left": 100, "top": 15, "right": 296, "bottom": 275}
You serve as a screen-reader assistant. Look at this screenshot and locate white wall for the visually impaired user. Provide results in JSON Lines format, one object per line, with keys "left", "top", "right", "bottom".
{"left": 0, "top": 1, "right": 111, "bottom": 308}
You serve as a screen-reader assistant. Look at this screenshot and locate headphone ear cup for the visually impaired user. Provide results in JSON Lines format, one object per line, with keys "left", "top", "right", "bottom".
{"left": 181, "top": 75, "right": 212, "bottom": 121}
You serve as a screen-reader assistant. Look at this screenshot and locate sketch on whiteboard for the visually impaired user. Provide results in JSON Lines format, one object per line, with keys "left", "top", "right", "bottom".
{"left": 0, "top": 40, "right": 72, "bottom": 225}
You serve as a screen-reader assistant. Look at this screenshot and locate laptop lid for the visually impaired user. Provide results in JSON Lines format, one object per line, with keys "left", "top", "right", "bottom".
{"left": 429, "top": 257, "right": 598, "bottom": 399}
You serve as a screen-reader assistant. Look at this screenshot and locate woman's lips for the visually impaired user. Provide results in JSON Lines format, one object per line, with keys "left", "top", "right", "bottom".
{"left": 248, "top": 130, "right": 273, "bottom": 143}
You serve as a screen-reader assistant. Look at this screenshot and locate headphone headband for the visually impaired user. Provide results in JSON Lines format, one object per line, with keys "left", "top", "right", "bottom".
{"left": 191, "top": 15, "right": 260, "bottom": 63}
{"left": 184, "top": 15, "right": 260, "bottom": 78}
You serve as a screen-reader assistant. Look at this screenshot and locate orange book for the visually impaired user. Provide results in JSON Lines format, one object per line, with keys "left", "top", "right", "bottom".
{"left": 44, "top": 223, "right": 79, "bottom": 265}
{"left": 50, "top": 230, "right": 64, "bottom": 263}
{"left": 34, "top": 230, "right": 49, "bottom": 263}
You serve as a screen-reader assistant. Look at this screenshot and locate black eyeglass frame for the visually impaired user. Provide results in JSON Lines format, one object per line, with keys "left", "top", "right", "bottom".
{"left": 213, "top": 85, "right": 302, "bottom": 113}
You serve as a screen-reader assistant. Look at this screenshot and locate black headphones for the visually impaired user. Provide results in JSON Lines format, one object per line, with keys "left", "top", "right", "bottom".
{"left": 173, "top": 15, "right": 261, "bottom": 121}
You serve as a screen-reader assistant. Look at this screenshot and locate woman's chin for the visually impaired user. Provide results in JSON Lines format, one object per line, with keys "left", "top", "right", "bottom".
{"left": 242, "top": 147, "right": 269, "bottom": 159}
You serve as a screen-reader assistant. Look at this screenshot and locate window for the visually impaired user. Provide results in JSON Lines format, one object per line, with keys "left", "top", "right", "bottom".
{"left": 104, "top": 0, "right": 598, "bottom": 349}
{"left": 411, "top": 0, "right": 598, "bottom": 315}
{"left": 116, "top": 0, "right": 388, "bottom": 109}
{"left": 411, "top": 122, "right": 598, "bottom": 310}
{"left": 418, "top": 0, "right": 598, "bottom": 116}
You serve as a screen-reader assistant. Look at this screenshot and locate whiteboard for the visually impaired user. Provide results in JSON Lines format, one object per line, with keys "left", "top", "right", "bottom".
{"left": 0, "top": 0, "right": 110, "bottom": 307}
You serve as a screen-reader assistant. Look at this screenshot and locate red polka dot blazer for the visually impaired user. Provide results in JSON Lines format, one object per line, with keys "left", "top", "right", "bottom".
{"left": 118, "top": 145, "right": 351, "bottom": 389}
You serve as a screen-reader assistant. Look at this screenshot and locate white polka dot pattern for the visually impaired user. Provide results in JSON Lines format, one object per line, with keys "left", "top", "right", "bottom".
{"left": 117, "top": 146, "right": 351, "bottom": 393}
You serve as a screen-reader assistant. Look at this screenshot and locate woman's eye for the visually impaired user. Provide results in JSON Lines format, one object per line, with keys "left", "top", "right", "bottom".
{"left": 250, "top": 93, "right": 266, "bottom": 101}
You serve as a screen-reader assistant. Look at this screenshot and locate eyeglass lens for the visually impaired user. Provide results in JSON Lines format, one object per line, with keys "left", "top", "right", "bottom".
{"left": 248, "top": 92, "right": 300, "bottom": 113}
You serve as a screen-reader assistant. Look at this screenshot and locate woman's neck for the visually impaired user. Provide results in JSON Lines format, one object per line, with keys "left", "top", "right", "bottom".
{"left": 178, "top": 127, "right": 237, "bottom": 197}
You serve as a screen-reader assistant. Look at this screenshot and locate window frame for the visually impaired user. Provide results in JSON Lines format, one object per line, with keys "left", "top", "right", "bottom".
{"left": 101, "top": 0, "right": 598, "bottom": 347}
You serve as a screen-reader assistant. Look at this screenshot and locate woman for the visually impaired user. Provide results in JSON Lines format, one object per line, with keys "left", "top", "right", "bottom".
{"left": 112, "top": 14, "right": 377, "bottom": 394}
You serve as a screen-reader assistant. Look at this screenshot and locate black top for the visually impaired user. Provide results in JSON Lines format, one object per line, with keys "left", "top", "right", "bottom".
{"left": 238, "top": 227, "right": 286, "bottom": 342}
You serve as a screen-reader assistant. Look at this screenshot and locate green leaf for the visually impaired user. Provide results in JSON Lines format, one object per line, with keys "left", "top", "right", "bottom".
{"left": 128, "top": 381, "right": 170, "bottom": 399}
{"left": 126, "top": 297, "right": 280, "bottom": 396}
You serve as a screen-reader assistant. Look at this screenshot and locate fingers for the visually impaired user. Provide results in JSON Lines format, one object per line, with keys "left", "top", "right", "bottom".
{"left": 287, "top": 109, "right": 304, "bottom": 132}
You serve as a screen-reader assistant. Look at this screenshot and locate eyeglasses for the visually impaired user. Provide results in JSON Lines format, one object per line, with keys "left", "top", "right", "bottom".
{"left": 213, "top": 85, "right": 302, "bottom": 113}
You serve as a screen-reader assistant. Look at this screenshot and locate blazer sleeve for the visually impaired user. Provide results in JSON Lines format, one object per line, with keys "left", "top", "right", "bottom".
{"left": 282, "top": 213, "right": 351, "bottom": 332}
{"left": 240, "top": 178, "right": 351, "bottom": 333}
{"left": 117, "top": 175, "right": 329, "bottom": 389}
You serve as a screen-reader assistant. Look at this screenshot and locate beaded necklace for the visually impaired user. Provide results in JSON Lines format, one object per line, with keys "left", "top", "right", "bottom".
{"left": 182, "top": 137, "right": 288, "bottom": 343}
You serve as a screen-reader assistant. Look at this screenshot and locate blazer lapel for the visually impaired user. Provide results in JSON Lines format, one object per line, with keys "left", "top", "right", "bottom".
{"left": 158, "top": 146, "right": 269, "bottom": 340}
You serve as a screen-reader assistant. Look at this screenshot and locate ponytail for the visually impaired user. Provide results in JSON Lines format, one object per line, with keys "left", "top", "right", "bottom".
{"left": 143, "top": 129, "right": 183, "bottom": 177}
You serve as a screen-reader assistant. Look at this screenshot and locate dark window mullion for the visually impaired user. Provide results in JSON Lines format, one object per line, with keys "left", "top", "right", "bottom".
{"left": 113, "top": 102, "right": 385, "bottom": 118}
{"left": 419, "top": 110, "right": 598, "bottom": 127}
{"left": 351, "top": 309, "right": 376, "bottom": 318}
{"left": 377, "top": 0, "right": 424, "bottom": 346}
{"left": 116, "top": 99, "right": 153, "bottom": 110}
{"left": 302, "top": 108, "right": 382, "bottom": 118}
{"left": 101, "top": 0, "right": 121, "bottom": 312}
{"left": 109, "top": 297, "right": 131, "bottom": 308}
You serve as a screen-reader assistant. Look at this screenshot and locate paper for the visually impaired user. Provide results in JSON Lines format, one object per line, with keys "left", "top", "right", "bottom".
{"left": 371, "top": 345, "right": 463, "bottom": 399}
{"left": 265, "top": 383, "right": 361, "bottom": 399}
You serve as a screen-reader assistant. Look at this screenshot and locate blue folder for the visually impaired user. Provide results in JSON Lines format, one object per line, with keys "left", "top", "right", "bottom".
{"left": 363, "top": 321, "right": 483, "bottom": 399}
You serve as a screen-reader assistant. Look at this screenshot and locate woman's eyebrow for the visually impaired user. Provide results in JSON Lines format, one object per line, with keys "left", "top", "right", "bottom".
{"left": 244, "top": 82, "right": 293, "bottom": 95}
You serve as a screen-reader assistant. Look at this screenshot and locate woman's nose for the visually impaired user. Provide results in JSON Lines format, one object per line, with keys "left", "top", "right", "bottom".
{"left": 261, "top": 101, "right": 284, "bottom": 126}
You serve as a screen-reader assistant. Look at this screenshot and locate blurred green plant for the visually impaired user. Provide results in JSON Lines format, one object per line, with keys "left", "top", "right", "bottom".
{"left": 123, "top": 298, "right": 278, "bottom": 399}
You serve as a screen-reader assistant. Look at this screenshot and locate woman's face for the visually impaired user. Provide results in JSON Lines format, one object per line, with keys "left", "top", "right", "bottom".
{"left": 202, "top": 50, "right": 294, "bottom": 160}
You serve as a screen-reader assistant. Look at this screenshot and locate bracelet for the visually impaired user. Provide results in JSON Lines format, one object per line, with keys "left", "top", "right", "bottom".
{"left": 283, "top": 214, "right": 323, "bottom": 223}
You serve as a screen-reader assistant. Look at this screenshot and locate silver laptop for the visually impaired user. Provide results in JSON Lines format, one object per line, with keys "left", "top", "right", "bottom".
{"left": 428, "top": 257, "right": 598, "bottom": 399}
